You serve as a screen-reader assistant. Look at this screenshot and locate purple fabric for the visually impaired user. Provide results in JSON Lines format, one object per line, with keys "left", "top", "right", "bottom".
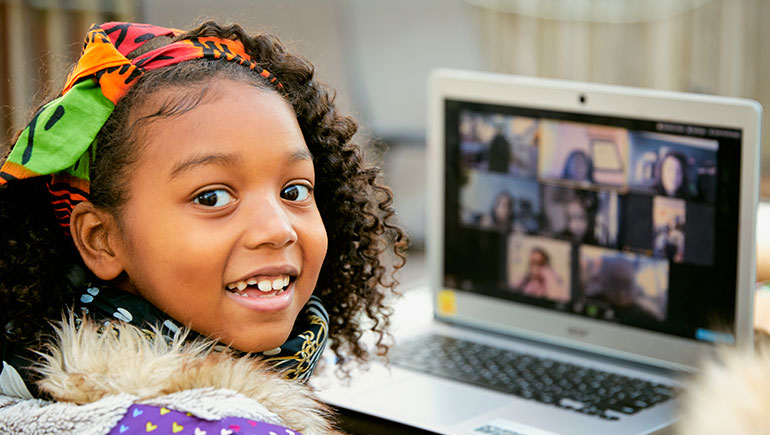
{"left": 107, "top": 404, "right": 302, "bottom": 435}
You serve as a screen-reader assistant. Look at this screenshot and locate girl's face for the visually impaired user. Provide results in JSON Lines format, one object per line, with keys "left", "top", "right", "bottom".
{"left": 113, "top": 80, "right": 327, "bottom": 352}
{"left": 528, "top": 251, "right": 547, "bottom": 281}
{"left": 493, "top": 193, "right": 512, "bottom": 222}
{"left": 567, "top": 153, "right": 589, "bottom": 181}
{"left": 565, "top": 200, "right": 588, "bottom": 238}
{"left": 661, "top": 155, "right": 683, "bottom": 195}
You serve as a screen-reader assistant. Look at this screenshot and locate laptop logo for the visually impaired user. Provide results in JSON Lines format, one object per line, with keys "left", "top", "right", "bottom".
{"left": 567, "top": 326, "right": 589, "bottom": 338}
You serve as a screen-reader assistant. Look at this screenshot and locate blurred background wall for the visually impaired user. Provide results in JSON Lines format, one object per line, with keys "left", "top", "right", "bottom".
{"left": 1, "top": 0, "right": 768, "bottom": 248}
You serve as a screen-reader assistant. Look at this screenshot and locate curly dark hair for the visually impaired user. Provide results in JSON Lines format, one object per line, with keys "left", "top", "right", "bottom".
{"left": 0, "top": 21, "right": 407, "bottom": 376}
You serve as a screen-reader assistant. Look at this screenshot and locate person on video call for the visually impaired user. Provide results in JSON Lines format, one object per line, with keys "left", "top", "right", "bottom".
{"left": 561, "top": 150, "right": 594, "bottom": 183}
{"left": 516, "top": 248, "right": 568, "bottom": 301}
{"left": 481, "top": 190, "right": 515, "bottom": 233}
{"left": 656, "top": 151, "right": 690, "bottom": 198}
{"left": 653, "top": 222, "right": 685, "bottom": 262}
{"left": 487, "top": 129, "right": 512, "bottom": 173}
{"left": 653, "top": 225, "right": 670, "bottom": 257}
{"left": 560, "top": 196, "right": 598, "bottom": 245}
{"left": 517, "top": 199, "right": 540, "bottom": 234}
{"left": 589, "top": 257, "right": 659, "bottom": 324}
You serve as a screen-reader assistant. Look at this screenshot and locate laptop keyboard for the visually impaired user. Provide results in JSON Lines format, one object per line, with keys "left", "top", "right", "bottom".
{"left": 390, "top": 334, "right": 677, "bottom": 421}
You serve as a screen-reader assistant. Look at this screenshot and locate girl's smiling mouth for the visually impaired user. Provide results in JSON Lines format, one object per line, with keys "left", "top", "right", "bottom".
{"left": 226, "top": 274, "right": 291, "bottom": 296}
{"left": 224, "top": 268, "right": 298, "bottom": 312}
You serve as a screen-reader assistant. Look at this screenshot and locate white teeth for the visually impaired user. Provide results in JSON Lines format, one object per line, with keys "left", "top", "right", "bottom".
{"left": 227, "top": 275, "right": 291, "bottom": 293}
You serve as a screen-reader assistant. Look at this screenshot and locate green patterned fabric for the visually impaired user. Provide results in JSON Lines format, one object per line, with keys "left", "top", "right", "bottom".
{"left": 3, "top": 81, "right": 112, "bottom": 182}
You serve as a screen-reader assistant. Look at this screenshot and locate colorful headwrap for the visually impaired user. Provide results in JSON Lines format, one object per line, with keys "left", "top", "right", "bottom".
{"left": 0, "top": 22, "right": 283, "bottom": 234}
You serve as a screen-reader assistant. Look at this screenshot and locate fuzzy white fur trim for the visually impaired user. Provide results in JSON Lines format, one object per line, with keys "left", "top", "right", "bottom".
{"left": 677, "top": 346, "right": 770, "bottom": 434}
{"left": 29, "top": 316, "right": 342, "bottom": 435}
{"left": 0, "top": 392, "right": 134, "bottom": 435}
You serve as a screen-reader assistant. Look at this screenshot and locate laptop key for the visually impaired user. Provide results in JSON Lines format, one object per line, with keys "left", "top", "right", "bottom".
{"left": 391, "top": 334, "right": 677, "bottom": 420}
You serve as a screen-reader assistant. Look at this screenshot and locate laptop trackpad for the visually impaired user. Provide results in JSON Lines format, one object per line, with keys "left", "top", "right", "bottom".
{"left": 354, "top": 376, "right": 503, "bottom": 425}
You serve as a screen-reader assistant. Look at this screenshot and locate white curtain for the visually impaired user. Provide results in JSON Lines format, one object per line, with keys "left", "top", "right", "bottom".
{"left": 469, "top": 0, "right": 770, "bottom": 194}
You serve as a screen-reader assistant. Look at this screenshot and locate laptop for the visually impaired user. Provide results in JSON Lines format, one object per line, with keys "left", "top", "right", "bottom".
{"left": 313, "top": 70, "right": 762, "bottom": 435}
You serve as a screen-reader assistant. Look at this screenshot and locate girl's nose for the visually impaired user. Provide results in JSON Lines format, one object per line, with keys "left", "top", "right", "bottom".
{"left": 243, "top": 198, "right": 298, "bottom": 249}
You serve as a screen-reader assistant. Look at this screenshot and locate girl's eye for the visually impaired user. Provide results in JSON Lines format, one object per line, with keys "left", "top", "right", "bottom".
{"left": 281, "top": 184, "right": 312, "bottom": 202}
{"left": 193, "top": 189, "right": 234, "bottom": 207}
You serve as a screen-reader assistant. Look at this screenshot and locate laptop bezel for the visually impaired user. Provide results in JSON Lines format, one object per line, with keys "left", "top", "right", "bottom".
{"left": 426, "top": 69, "right": 761, "bottom": 371}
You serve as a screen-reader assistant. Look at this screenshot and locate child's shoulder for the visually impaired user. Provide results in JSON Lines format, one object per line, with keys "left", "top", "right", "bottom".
{"left": 677, "top": 344, "right": 770, "bottom": 434}
{"left": 3, "top": 316, "right": 340, "bottom": 434}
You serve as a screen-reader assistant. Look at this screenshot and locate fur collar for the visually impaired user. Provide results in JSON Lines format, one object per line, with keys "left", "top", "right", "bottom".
{"left": 33, "top": 316, "right": 343, "bottom": 435}
{"left": 677, "top": 344, "right": 770, "bottom": 434}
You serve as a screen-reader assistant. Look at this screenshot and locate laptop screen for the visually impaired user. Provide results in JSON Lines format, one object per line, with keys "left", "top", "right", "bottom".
{"left": 442, "top": 99, "right": 743, "bottom": 345}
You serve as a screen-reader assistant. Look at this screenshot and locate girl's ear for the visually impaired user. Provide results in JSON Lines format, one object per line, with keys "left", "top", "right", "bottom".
{"left": 70, "top": 202, "right": 125, "bottom": 281}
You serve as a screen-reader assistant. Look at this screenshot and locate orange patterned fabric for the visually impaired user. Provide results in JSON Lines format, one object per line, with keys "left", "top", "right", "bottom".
{"left": 61, "top": 26, "right": 144, "bottom": 104}
{"left": 62, "top": 23, "right": 283, "bottom": 104}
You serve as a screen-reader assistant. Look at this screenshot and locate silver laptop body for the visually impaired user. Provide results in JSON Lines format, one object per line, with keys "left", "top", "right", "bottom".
{"left": 314, "top": 70, "right": 762, "bottom": 435}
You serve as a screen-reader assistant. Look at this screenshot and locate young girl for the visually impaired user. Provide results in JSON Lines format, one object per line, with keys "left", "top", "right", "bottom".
{"left": 0, "top": 21, "right": 406, "bottom": 434}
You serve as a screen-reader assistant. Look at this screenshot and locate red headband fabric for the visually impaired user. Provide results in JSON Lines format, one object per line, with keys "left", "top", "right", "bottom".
{"left": 63, "top": 22, "right": 283, "bottom": 104}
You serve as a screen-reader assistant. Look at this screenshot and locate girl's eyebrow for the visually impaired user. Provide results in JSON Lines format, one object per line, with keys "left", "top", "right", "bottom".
{"left": 168, "top": 152, "right": 243, "bottom": 180}
{"left": 168, "top": 149, "right": 313, "bottom": 180}
{"left": 290, "top": 149, "right": 313, "bottom": 162}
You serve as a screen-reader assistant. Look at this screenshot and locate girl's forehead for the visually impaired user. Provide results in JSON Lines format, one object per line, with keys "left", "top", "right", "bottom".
{"left": 128, "top": 84, "right": 219, "bottom": 124}
{"left": 130, "top": 83, "right": 306, "bottom": 167}
{"left": 128, "top": 78, "right": 283, "bottom": 126}
{"left": 129, "top": 82, "right": 301, "bottom": 152}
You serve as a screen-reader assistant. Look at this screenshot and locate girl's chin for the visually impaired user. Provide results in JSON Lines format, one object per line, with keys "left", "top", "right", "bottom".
{"left": 223, "top": 328, "right": 293, "bottom": 354}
